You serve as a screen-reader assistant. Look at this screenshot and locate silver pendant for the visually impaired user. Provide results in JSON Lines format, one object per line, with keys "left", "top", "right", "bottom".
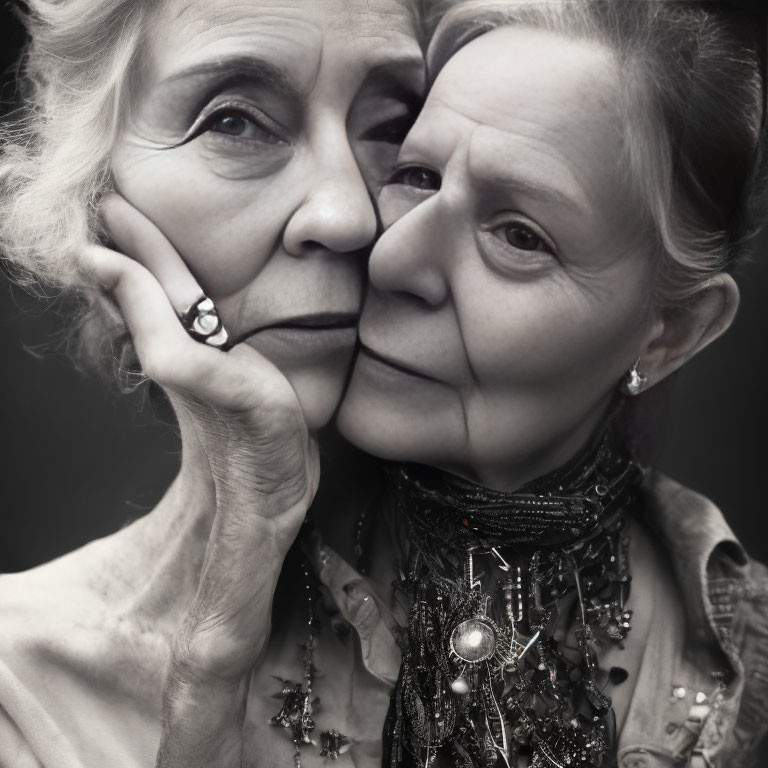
{"left": 449, "top": 617, "right": 498, "bottom": 663}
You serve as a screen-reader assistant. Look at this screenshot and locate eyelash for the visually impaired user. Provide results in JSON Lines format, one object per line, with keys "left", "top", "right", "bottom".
{"left": 387, "top": 164, "right": 442, "bottom": 191}
{"left": 182, "top": 100, "right": 288, "bottom": 146}
{"left": 387, "top": 164, "right": 558, "bottom": 263}
{"left": 481, "top": 218, "right": 562, "bottom": 275}
{"left": 491, "top": 220, "right": 556, "bottom": 257}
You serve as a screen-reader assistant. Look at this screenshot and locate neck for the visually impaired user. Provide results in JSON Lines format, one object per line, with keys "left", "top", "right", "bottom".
{"left": 393, "top": 419, "right": 639, "bottom": 560}
{"left": 439, "top": 395, "right": 616, "bottom": 492}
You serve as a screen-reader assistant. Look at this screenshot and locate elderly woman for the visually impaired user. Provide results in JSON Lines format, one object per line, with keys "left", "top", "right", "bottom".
{"left": 0, "top": 0, "right": 427, "bottom": 766}
{"left": 336, "top": 2, "right": 768, "bottom": 767}
{"left": 1, "top": 3, "right": 767, "bottom": 768}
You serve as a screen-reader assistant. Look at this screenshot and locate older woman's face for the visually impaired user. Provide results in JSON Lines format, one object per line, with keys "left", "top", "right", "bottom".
{"left": 111, "top": 0, "right": 423, "bottom": 428}
{"left": 338, "top": 26, "right": 659, "bottom": 490}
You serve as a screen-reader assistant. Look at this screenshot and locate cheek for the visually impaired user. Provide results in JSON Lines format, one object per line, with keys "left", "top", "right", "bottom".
{"left": 450, "top": 272, "right": 652, "bottom": 474}
{"left": 377, "top": 185, "right": 428, "bottom": 229}
{"left": 111, "top": 147, "right": 295, "bottom": 296}
{"left": 461, "top": 268, "right": 651, "bottom": 389}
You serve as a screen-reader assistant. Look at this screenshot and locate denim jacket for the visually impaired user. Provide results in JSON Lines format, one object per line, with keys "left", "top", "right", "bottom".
{"left": 616, "top": 472, "right": 768, "bottom": 768}
{"left": 309, "top": 471, "right": 768, "bottom": 768}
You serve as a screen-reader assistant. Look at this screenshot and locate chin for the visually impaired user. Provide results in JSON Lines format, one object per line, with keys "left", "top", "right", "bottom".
{"left": 336, "top": 381, "right": 460, "bottom": 466}
{"left": 289, "top": 367, "right": 352, "bottom": 431}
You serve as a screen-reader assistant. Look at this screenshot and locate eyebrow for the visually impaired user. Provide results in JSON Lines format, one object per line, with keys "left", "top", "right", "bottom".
{"left": 472, "top": 173, "right": 588, "bottom": 217}
{"left": 462, "top": 125, "right": 594, "bottom": 217}
{"left": 160, "top": 55, "right": 301, "bottom": 100}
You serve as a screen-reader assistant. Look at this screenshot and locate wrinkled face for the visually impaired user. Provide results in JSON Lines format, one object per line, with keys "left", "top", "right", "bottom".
{"left": 111, "top": 0, "right": 423, "bottom": 428}
{"left": 338, "top": 26, "right": 659, "bottom": 490}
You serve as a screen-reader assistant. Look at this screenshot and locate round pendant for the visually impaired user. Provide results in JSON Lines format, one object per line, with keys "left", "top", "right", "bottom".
{"left": 449, "top": 618, "right": 497, "bottom": 663}
{"left": 450, "top": 676, "right": 471, "bottom": 695}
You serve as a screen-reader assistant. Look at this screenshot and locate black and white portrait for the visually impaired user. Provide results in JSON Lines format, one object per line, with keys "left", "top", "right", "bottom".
{"left": 0, "top": 1, "right": 767, "bottom": 766}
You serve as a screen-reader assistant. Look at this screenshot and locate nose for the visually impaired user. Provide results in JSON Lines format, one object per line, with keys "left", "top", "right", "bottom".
{"left": 368, "top": 196, "right": 450, "bottom": 307}
{"left": 283, "top": 137, "right": 378, "bottom": 256}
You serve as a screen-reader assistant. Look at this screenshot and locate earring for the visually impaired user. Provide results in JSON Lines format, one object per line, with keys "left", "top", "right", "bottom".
{"left": 624, "top": 358, "right": 648, "bottom": 396}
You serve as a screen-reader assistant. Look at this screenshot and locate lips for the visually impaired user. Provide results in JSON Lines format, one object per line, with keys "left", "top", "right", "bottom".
{"left": 358, "top": 341, "right": 435, "bottom": 381}
{"left": 232, "top": 312, "right": 358, "bottom": 345}
{"left": 271, "top": 313, "right": 358, "bottom": 330}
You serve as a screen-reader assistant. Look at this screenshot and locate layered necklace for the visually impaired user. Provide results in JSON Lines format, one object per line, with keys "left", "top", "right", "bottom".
{"left": 268, "top": 555, "right": 355, "bottom": 767}
{"left": 383, "top": 427, "right": 642, "bottom": 768}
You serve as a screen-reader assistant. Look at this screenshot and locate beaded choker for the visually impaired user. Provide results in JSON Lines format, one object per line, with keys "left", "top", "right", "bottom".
{"left": 384, "top": 428, "right": 642, "bottom": 768}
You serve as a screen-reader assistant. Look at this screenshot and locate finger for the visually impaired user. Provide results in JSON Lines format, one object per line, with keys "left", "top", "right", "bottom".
{"left": 81, "top": 242, "right": 246, "bottom": 400}
{"left": 101, "top": 193, "right": 204, "bottom": 316}
{"left": 80, "top": 243, "right": 298, "bottom": 419}
{"left": 81, "top": 245, "right": 198, "bottom": 362}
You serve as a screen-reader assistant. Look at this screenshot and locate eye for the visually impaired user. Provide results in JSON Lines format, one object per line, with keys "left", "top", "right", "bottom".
{"left": 204, "top": 108, "right": 284, "bottom": 144}
{"left": 388, "top": 165, "right": 442, "bottom": 191}
{"left": 484, "top": 218, "right": 558, "bottom": 270}
{"left": 209, "top": 112, "right": 252, "bottom": 137}
{"left": 503, "top": 224, "right": 544, "bottom": 252}
{"left": 181, "top": 102, "right": 288, "bottom": 147}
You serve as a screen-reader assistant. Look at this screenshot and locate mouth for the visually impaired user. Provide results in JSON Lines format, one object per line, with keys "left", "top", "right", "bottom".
{"left": 358, "top": 342, "right": 434, "bottom": 381}
{"left": 233, "top": 313, "right": 358, "bottom": 344}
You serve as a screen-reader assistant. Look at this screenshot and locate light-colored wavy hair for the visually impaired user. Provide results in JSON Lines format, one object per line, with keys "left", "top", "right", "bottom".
{"left": 428, "top": 0, "right": 767, "bottom": 308}
{"left": 0, "top": 0, "right": 158, "bottom": 290}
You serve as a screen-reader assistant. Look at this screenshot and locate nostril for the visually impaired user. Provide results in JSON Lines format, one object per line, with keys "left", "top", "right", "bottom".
{"left": 296, "top": 239, "right": 369, "bottom": 256}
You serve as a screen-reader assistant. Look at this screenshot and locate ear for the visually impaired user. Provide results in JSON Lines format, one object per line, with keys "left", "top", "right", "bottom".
{"left": 637, "top": 273, "right": 740, "bottom": 391}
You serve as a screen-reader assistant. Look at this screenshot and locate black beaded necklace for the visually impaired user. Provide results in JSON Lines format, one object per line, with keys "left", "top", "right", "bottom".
{"left": 383, "top": 427, "right": 642, "bottom": 768}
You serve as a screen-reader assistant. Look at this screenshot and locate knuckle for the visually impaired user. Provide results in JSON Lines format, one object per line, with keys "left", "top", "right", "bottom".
{"left": 171, "top": 620, "right": 262, "bottom": 686}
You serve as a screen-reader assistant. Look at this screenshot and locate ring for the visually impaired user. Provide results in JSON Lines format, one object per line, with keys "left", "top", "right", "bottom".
{"left": 180, "top": 295, "right": 230, "bottom": 349}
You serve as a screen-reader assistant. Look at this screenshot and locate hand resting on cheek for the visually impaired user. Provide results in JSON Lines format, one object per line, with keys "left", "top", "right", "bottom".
{"left": 83, "top": 194, "right": 319, "bottom": 767}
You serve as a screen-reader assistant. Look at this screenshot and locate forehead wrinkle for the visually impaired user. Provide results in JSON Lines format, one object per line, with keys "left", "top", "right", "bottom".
{"left": 325, "top": 11, "right": 413, "bottom": 38}
{"left": 172, "top": 14, "right": 320, "bottom": 55}
{"left": 466, "top": 125, "right": 593, "bottom": 216}
{"left": 427, "top": 25, "right": 623, "bottom": 200}
{"left": 419, "top": 95, "right": 593, "bottom": 216}
{"left": 165, "top": 0, "right": 415, "bottom": 40}
{"left": 150, "top": 2, "right": 422, "bottom": 97}
{"left": 153, "top": 20, "right": 322, "bottom": 98}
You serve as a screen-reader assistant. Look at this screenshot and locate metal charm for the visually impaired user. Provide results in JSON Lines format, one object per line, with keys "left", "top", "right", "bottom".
{"left": 320, "top": 729, "right": 352, "bottom": 759}
{"left": 449, "top": 618, "right": 498, "bottom": 664}
{"left": 269, "top": 679, "right": 315, "bottom": 744}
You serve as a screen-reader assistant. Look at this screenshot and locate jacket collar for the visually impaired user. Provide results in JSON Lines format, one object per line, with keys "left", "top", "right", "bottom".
{"left": 641, "top": 470, "right": 748, "bottom": 637}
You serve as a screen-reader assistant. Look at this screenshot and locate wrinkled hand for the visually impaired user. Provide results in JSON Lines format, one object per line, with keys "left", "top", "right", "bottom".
{"left": 81, "top": 195, "right": 320, "bottom": 767}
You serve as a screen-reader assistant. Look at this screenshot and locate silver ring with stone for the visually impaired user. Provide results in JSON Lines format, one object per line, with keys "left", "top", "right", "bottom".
{"left": 180, "top": 295, "right": 230, "bottom": 349}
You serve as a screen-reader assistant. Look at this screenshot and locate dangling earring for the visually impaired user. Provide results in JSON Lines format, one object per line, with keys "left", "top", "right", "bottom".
{"left": 623, "top": 358, "right": 648, "bottom": 396}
